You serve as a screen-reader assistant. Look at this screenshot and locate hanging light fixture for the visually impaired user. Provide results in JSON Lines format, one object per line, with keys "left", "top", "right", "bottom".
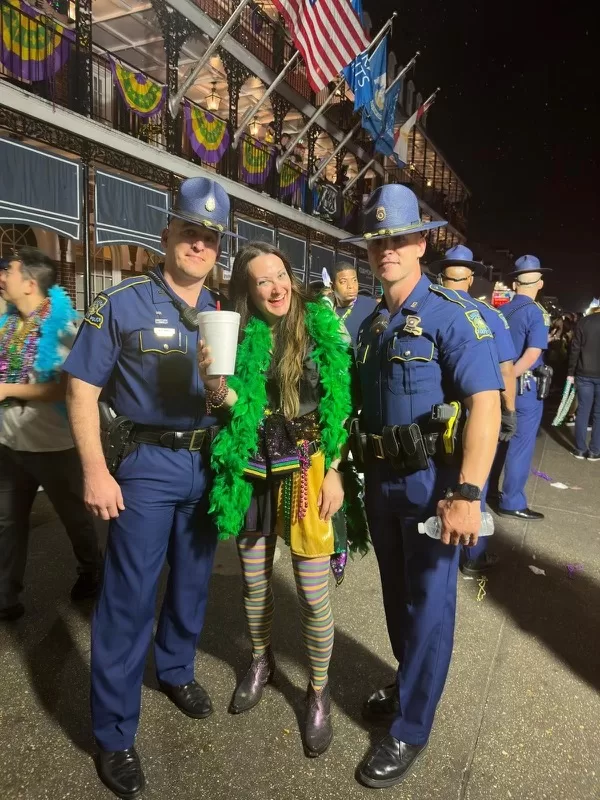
{"left": 205, "top": 81, "right": 221, "bottom": 112}
{"left": 249, "top": 120, "right": 260, "bottom": 137}
{"left": 426, "top": 178, "right": 433, "bottom": 187}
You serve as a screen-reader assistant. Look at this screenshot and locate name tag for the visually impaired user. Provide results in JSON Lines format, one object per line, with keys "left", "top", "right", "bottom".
{"left": 154, "top": 318, "right": 169, "bottom": 325}
{"left": 153, "top": 327, "right": 176, "bottom": 338}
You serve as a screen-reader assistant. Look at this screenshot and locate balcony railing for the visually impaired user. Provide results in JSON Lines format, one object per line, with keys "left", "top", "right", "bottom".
{"left": 0, "top": 0, "right": 362, "bottom": 231}
{"left": 386, "top": 164, "right": 468, "bottom": 234}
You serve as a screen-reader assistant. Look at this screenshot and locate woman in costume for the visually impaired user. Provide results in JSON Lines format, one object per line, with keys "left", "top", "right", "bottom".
{"left": 198, "top": 241, "right": 364, "bottom": 757}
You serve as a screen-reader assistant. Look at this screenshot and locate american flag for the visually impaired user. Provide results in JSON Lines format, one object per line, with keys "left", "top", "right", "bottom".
{"left": 272, "top": 0, "right": 370, "bottom": 93}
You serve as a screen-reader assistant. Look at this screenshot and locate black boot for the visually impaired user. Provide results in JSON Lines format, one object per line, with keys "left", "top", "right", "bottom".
{"left": 96, "top": 747, "right": 145, "bottom": 799}
{"left": 229, "top": 649, "right": 275, "bottom": 714}
{"left": 358, "top": 735, "right": 427, "bottom": 788}
{"left": 362, "top": 683, "right": 399, "bottom": 723}
{"left": 304, "top": 681, "right": 333, "bottom": 757}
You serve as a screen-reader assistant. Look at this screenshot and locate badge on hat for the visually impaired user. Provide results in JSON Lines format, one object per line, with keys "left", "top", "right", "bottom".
{"left": 205, "top": 196, "right": 216, "bottom": 212}
{"left": 376, "top": 206, "right": 386, "bottom": 222}
{"left": 403, "top": 315, "right": 423, "bottom": 336}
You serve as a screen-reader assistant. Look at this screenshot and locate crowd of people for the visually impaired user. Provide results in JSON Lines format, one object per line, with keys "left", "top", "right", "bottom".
{"left": 1, "top": 175, "right": 598, "bottom": 800}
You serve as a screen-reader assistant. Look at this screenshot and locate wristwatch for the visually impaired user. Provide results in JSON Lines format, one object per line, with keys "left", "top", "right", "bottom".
{"left": 451, "top": 483, "right": 482, "bottom": 502}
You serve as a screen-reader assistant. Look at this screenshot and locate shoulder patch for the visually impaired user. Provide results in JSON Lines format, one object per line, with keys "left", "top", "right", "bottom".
{"left": 429, "top": 284, "right": 467, "bottom": 307}
{"left": 104, "top": 276, "right": 151, "bottom": 298}
{"left": 465, "top": 309, "right": 493, "bottom": 340}
{"left": 84, "top": 294, "right": 108, "bottom": 329}
{"left": 534, "top": 302, "right": 551, "bottom": 327}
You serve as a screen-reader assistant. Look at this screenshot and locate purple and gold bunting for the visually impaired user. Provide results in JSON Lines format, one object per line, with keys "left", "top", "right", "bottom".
{"left": 280, "top": 162, "right": 305, "bottom": 198}
{"left": 110, "top": 57, "right": 166, "bottom": 118}
{"left": 342, "top": 196, "right": 356, "bottom": 226}
{"left": 240, "top": 136, "right": 274, "bottom": 185}
{"left": 184, "top": 101, "right": 229, "bottom": 164}
{"left": 0, "top": 0, "right": 74, "bottom": 82}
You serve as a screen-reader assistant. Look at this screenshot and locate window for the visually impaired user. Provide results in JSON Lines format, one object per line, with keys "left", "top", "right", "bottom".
{"left": 92, "top": 61, "right": 114, "bottom": 125}
{"left": 279, "top": 232, "right": 306, "bottom": 282}
{"left": 75, "top": 246, "right": 114, "bottom": 312}
{"left": 0, "top": 224, "right": 37, "bottom": 258}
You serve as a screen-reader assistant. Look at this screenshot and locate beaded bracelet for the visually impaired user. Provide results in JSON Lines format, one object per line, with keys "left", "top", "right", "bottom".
{"left": 205, "top": 376, "right": 228, "bottom": 413}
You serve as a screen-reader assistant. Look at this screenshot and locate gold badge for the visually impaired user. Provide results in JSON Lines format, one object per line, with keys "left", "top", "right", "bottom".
{"left": 375, "top": 206, "right": 386, "bottom": 222}
{"left": 403, "top": 315, "right": 423, "bottom": 336}
{"left": 205, "top": 196, "right": 216, "bottom": 212}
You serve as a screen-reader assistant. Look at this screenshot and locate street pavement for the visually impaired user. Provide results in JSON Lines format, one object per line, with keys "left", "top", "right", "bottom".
{"left": 1, "top": 425, "right": 599, "bottom": 800}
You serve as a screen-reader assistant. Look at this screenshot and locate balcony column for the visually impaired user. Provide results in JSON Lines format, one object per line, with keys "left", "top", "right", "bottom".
{"left": 151, "top": 1, "right": 195, "bottom": 154}
{"left": 74, "top": 0, "right": 93, "bottom": 117}
{"left": 306, "top": 124, "right": 320, "bottom": 213}
{"left": 222, "top": 53, "right": 251, "bottom": 180}
{"left": 270, "top": 93, "right": 291, "bottom": 199}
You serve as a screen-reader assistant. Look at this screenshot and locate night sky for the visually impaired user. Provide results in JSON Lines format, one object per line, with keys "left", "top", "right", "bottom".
{"left": 365, "top": 0, "right": 599, "bottom": 310}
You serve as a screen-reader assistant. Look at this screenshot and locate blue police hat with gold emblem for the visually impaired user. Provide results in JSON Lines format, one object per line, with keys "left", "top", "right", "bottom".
{"left": 429, "top": 244, "right": 487, "bottom": 276}
{"left": 509, "top": 254, "right": 551, "bottom": 276}
{"left": 344, "top": 184, "right": 447, "bottom": 244}
{"left": 149, "top": 177, "right": 237, "bottom": 236}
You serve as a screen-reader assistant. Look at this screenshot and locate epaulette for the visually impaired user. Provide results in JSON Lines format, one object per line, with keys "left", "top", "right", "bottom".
{"left": 103, "top": 275, "right": 151, "bottom": 299}
{"left": 428, "top": 284, "right": 467, "bottom": 307}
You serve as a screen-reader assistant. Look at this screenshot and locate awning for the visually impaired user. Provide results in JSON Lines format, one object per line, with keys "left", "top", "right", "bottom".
{"left": 95, "top": 170, "right": 168, "bottom": 254}
{"left": 0, "top": 138, "right": 82, "bottom": 239}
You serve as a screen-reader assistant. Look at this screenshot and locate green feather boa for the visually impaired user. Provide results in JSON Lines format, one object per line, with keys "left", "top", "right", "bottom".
{"left": 210, "top": 300, "right": 352, "bottom": 540}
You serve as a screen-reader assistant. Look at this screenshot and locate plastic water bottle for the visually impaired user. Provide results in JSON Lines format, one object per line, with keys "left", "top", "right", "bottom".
{"left": 417, "top": 512, "right": 495, "bottom": 539}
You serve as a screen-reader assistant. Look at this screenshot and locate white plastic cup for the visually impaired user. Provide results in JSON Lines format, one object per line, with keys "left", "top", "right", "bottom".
{"left": 197, "top": 310, "right": 241, "bottom": 376}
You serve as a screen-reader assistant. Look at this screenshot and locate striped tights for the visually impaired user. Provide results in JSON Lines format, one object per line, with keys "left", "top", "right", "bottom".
{"left": 237, "top": 534, "right": 334, "bottom": 690}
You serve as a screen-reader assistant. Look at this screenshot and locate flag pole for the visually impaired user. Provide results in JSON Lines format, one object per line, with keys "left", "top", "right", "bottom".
{"left": 342, "top": 157, "right": 376, "bottom": 196}
{"left": 276, "top": 13, "right": 396, "bottom": 174}
{"left": 232, "top": 51, "right": 300, "bottom": 148}
{"left": 308, "top": 49, "right": 420, "bottom": 189}
{"left": 168, "top": 0, "right": 253, "bottom": 117}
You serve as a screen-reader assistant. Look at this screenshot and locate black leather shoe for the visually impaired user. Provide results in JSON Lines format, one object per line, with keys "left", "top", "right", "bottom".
{"left": 362, "top": 683, "right": 399, "bottom": 723}
{"left": 496, "top": 507, "right": 544, "bottom": 521}
{"left": 304, "top": 681, "right": 333, "bottom": 757}
{"left": 96, "top": 747, "right": 144, "bottom": 799}
{"left": 158, "top": 679, "right": 213, "bottom": 719}
{"left": 71, "top": 571, "right": 101, "bottom": 602}
{"left": 460, "top": 552, "right": 500, "bottom": 576}
{"left": 229, "top": 649, "right": 275, "bottom": 714}
{"left": 358, "top": 735, "right": 427, "bottom": 788}
{"left": 0, "top": 603, "right": 25, "bottom": 622}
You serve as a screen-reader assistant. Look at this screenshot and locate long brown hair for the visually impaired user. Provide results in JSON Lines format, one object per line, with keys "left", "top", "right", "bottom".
{"left": 229, "top": 241, "right": 310, "bottom": 419}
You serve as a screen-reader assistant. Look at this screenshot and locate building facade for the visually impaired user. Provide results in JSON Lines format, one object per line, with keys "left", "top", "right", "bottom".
{"left": 0, "top": 0, "right": 470, "bottom": 310}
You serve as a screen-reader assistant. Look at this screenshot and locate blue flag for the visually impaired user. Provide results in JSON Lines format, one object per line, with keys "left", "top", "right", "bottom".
{"left": 374, "top": 78, "right": 402, "bottom": 158}
{"left": 342, "top": 0, "right": 372, "bottom": 110}
{"left": 360, "top": 38, "right": 388, "bottom": 138}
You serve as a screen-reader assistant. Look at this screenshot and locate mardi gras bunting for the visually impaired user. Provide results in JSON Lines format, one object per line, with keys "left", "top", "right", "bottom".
{"left": 184, "top": 101, "right": 229, "bottom": 164}
{"left": 342, "top": 196, "right": 356, "bottom": 226}
{"left": 279, "top": 163, "right": 305, "bottom": 198}
{"left": 0, "top": 0, "right": 74, "bottom": 82}
{"left": 110, "top": 57, "right": 166, "bottom": 118}
{"left": 240, "top": 137, "right": 274, "bottom": 185}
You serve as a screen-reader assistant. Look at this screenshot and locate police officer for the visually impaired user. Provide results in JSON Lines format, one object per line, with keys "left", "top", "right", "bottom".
{"left": 488, "top": 255, "right": 551, "bottom": 520}
{"left": 345, "top": 185, "right": 503, "bottom": 789}
{"left": 433, "top": 244, "right": 517, "bottom": 575}
{"left": 64, "top": 178, "right": 232, "bottom": 798}
{"left": 330, "top": 261, "right": 378, "bottom": 346}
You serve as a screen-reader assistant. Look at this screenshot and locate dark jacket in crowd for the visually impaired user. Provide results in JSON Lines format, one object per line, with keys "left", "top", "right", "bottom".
{"left": 568, "top": 312, "right": 600, "bottom": 378}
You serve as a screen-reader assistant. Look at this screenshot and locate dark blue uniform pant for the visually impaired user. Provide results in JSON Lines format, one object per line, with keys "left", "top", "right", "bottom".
{"left": 575, "top": 376, "right": 600, "bottom": 455}
{"left": 490, "top": 387, "right": 543, "bottom": 511}
{"left": 365, "top": 460, "right": 459, "bottom": 746}
{"left": 91, "top": 445, "right": 217, "bottom": 752}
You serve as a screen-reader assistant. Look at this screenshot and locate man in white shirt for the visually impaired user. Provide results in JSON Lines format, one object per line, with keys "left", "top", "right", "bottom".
{"left": 0, "top": 248, "right": 101, "bottom": 621}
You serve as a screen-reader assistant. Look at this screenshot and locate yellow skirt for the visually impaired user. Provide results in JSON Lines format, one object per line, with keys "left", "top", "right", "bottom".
{"left": 276, "top": 450, "right": 335, "bottom": 558}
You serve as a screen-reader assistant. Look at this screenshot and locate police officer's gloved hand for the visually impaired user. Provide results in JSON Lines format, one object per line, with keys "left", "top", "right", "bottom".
{"left": 499, "top": 409, "right": 517, "bottom": 442}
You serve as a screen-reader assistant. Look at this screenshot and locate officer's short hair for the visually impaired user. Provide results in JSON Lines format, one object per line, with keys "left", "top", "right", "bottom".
{"left": 12, "top": 247, "right": 57, "bottom": 296}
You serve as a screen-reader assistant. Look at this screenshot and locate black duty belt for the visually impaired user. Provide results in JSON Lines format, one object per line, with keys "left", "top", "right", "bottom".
{"left": 366, "top": 429, "right": 439, "bottom": 460}
{"left": 132, "top": 425, "right": 220, "bottom": 451}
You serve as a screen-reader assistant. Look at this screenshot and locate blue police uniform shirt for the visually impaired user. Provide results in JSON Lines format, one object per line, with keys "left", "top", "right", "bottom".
{"left": 63, "top": 268, "right": 221, "bottom": 430}
{"left": 500, "top": 295, "right": 549, "bottom": 370}
{"left": 356, "top": 275, "right": 504, "bottom": 434}
{"left": 456, "top": 292, "right": 516, "bottom": 364}
{"left": 336, "top": 294, "right": 379, "bottom": 346}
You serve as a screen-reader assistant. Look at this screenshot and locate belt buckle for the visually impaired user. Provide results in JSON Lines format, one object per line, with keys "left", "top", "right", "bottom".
{"left": 371, "top": 435, "right": 385, "bottom": 459}
{"left": 189, "top": 429, "right": 205, "bottom": 451}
